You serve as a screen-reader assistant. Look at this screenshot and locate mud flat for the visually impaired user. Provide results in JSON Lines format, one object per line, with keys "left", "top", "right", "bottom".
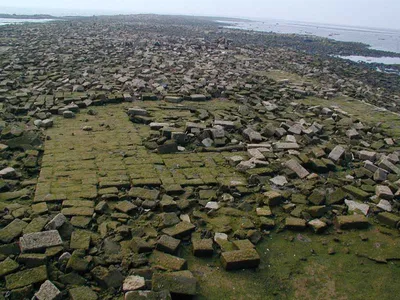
{"left": 1, "top": 14, "right": 400, "bottom": 299}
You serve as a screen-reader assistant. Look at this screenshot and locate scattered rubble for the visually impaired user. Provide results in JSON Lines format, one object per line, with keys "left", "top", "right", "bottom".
{"left": 0, "top": 13, "right": 400, "bottom": 299}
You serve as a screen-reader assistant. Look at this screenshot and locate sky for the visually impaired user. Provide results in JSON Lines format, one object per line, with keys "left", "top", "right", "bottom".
{"left": 1, "top": 0, "right": 400, "bottom": 30}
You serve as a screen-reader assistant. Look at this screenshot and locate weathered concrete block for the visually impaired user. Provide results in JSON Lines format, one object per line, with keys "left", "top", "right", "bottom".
{"left": 328, "top": 145, "right": 345, "bottom": 163}
{"left": 45, "top": 213, "right": 67, "bottom": 230}
{"left": 376, "top": 185, "right": 394, "bottom": 200}
{"left": 5, "top": 265, "right": 47, "bottom": 290}
{"left": 152, "top": 271, "right": 197, "bottom": 295}
{"left": 335, "top": 215, "right": 369, "bottom": 229}
{"left": 156, "top": 235, "right": 181, "bottom": 254}
{"left": 35, "top": 280, "right": 61, "bottom": 300}
{"left": 20, "top": 230, "right": 63, "bottom": 252}
{"left": 285, "top": 159, "right": 310, "bottom": 179}
{"left": 220, "top": 249, "right": 260, "bottom": 270}
{"left": 377, "top": 212, "right": 400, "bottom": 228}
{"left": 69, "top": 286, "right": 98, "bottom": 300}
{"left": 0, "top": 219, "right": 28, "bottom": 243}
{"left": 192, "top": 238, "right": 214, "bottom": 257}
{"left": 162, "top": 222, "right": 195, "bottom": 239}
{"left": 123, "top": 275, "right": 146, "bottom": 292}
{"left": 149, "top": 250, "right": 187, "bottom": 271}
{"left": 285, "top": 217, "right": 307, "bottom": 230}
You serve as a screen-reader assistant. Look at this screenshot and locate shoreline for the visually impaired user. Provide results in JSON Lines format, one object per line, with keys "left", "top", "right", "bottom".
{"left": 220, "top": 19, "right": 400, "bottom": 59}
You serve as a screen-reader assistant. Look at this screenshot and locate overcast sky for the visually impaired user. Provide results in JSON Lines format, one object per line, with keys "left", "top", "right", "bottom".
{"left": 2, "top": 0, "right": 400, "bottom": 29}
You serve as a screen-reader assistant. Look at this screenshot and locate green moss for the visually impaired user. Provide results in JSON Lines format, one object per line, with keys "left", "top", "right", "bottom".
{"left": 0, "top": 257, "right": 19, "bottom": 277}
{"left": 5, "top": 265, "right": 47, "bottom": 290}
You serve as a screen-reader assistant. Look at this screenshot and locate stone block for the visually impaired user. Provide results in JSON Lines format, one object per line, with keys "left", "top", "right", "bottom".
{"left": 335, "top": 215, "right": 369, "bottom": 229}
{"left": 220, "top": 249, "right": 260, "bottom": 270}
{"left": 20, "top": 230, "right": 63, "bottom": 252}
{"left": 35, "top": 280, "right": 61, "bottom": 300}
{"left": 5, "top": 265, "right": 47, "bottom": 290}
{"left": 156, "top": 235, "right": 181, "bottom": 254}
{"left": 149, "top": 250, "right": 187, "bottom": 271}
{"left": 285, "top": 217, "right": 307, "bottom": 230}
{"left": 192, "top": 238, "right": 213, "bottom": 257}
{"left": 162, "top": 222, "right": 195, "bottom": 239}
{"left": 377, "top": 212, "right": 400, "bottom": 228}
{"left": 0, "top": 219, "right": 28, "bottom": 243}
{"left": 152, "top": 271, "right": 197, "bottom": 295}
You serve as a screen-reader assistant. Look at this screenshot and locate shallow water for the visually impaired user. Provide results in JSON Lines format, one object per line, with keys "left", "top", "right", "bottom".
{"left": 220, "top": 19, "right": 400, "bottom": 54}
{"left": 338, "top": 55, "right": 400, "bottom": 65}
{"left": 0, "top": 18, "right": 54, "bottom": 25}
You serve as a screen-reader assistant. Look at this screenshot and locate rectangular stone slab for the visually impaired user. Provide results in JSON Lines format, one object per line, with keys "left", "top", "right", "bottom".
{"left": 62, "top": 200, "right": 95, "bottom": 208}
{"left": 328, "top": 145, "right": 345, "bottom": 163}
{"left": 0, "top": 219, "right": 28, "bottom": 243}
{"left": 0, "top": 257, "right": 19, "bottom": 277}
{"left": 162, "top": 222, "right": 195, "bottom": 239}
{"left": 285, "top": 159, "right": 310, "bottom": 179}
{"left": 335, "top": 215, "right": 369, "bottom": 229}
{"left": 275, "top": 142, "right": 300, "bottom": 150}
{"left": 61, "top": 207, "right": 94, "bottom": 216}
{"left": 377, "top": 212, "right": 400, "bottom": 228}
{"left": 152, "top": 270, "right": 197, "bottom": 295}
{"left": 221, "top": 249, "right": 260, "bottom": 270}
{"left": 5, "top": 265, "right": 47, "bottom": 290}
{"left": 342, "top": 185, "right": 370, "bottom": 201}
{"left": 20, "top": 230, "right": 63, "bottom": 252}
{"left": 149, "top": 250, "right": 187, "bottom": 271}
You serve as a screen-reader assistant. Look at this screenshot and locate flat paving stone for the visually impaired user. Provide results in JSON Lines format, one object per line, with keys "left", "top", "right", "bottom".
{"left": 61, "top": 207, "right": 94, "bottom": 216}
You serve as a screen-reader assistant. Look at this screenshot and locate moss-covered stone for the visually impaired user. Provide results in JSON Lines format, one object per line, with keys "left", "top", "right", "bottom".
{"left": 377, "top": 212, "right": 400, "bottom": 228}
{"left": 0, "top": 257, "right": 19, "bottom": 277}
{"left": 150, "top": 250, "right": 187, "bottom": 271}
{"left": 70, "top": 230, "right": 91, "bottom": 250}
{"left": 335, "top": 215, "right": 369, "bottom": 229}
{"left": 5, "top": 265, "right": 47, "bottom": 290}
{"left": 326, "top": 188, "right": 347, "bottom": 205}
{"left": 0, "top": 219, "right": 28, "bottom": 243}
{"left": 342, "top": 185, "right": 370, "bottom": 200}
{"left": 69, "top": 286, "right": 98, "bottom": 300}
{"left": 162, "top": 222, "right": 195, "bottom": 239}
{"left": 221, "top": 249, "right": 260, "bottom": 270}
{"left": 152, "top": 270, "right": 197, "bottom": 295}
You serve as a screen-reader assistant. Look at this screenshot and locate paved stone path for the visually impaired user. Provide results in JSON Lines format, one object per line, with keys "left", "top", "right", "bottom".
{"left": 33, "top": 103, "right": 248, "bottom": 218}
